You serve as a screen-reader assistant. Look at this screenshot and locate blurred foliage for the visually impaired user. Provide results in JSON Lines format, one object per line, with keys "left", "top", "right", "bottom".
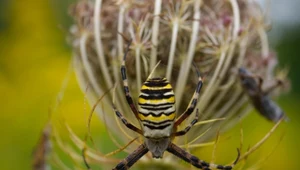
{"left": 0, "top": 0, "right": 9, "bottom": 32}
{"left": 276, "top": 29, "right": 300, "bottom": 97}
{"left": 0, "top": 0, "right": 80, "bottom": 169}
{"left": 0, "top": 0, "right": 300, "bottom": 170}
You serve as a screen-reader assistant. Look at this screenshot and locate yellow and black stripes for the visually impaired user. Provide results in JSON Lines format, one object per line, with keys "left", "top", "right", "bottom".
{"left": 137, "top": 78, "right": 176, "bottom": 131}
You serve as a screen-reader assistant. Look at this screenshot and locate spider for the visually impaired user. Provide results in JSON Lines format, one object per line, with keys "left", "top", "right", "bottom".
{"left": 112, "top": 40, "right": 240, "bottom": 170}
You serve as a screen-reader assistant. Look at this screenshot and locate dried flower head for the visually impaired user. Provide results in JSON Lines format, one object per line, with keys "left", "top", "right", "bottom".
{"left": 50, "top": 0, "right": 289, "bottom": 169}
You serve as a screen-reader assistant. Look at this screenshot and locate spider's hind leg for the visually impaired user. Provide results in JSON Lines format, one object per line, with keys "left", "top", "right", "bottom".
{"left": 167, "top": 143, "right": 240, "bottom": 170}
{"left": 113, "top": 144, "right": 149, "bottom": 170}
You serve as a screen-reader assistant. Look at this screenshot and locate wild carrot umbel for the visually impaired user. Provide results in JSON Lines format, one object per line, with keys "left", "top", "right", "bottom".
{"left": 47, "top": 0, "right": 290, "bottom": 169}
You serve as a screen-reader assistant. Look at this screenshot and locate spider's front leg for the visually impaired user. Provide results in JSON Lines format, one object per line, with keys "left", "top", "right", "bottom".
{"left": 174, "top": 63, "right": 203, "bottom": 127}
{"left": 173, "top": 108, "right": 200, "bottom": 136}
{"left": 113, "top": 104, "right": 143, "bottom": 135}
{"left": 120, "top": 39, "right": 140, "bottom": 120}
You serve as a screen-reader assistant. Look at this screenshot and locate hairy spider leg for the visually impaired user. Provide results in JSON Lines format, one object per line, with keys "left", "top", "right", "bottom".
{"left": 113, "top": 144, "right": 149, "bottom": 170}
{"left": 167, "top": 143, "right": 240, "bottom": 170}
{"left": 174, "top": 63, "right": 203, "bottom": 127}
{"left": 121, "top": 39, "right": 140, "bottom": 120}
{"left": 173, "top": 108, "right": 200, "bottom": 136}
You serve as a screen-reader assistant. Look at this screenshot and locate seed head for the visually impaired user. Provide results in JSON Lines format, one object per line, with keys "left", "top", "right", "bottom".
{"left": 50, "top": 0, "right": 290, "bottom": 169}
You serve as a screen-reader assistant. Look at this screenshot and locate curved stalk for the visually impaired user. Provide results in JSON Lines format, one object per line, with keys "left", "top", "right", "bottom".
{"left": 80, "top": 33, "right": 102, "bottom": 95}
{"left": 135, "top": 46, "right": 142, "bottom": 92}
{"left": 117, "top": 5, "right": 126, "bottom": 61}
{"left": 150, "top": 0, "right": 162, "bottom": 70}
{"left": 94, "top": 0, "right": 113, "bottom": 88}
{"left": 258, "top": 25, "right": 269, "bottom": 59}
{"left": 166, "top": 18, "right": 179, "bottom": 80}
{"left": 175, "top": 0, "right": 202, "bottom": 106}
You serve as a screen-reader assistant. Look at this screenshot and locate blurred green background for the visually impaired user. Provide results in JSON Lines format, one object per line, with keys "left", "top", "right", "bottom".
{"left": 1, "top": 0, "right": 300, "bottom": 170}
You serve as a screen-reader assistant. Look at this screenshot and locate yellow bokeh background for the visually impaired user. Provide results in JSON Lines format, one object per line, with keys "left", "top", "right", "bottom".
{"left": 1, "top": 1, "right": 300, "bottom": 170}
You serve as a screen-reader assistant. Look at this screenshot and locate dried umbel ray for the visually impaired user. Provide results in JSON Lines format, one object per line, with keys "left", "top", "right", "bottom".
{"left": 32, "top": 122, "right": 52, "bottom": 170}
{"left": 60, "top": 0, "right": 289, "bottom": 169}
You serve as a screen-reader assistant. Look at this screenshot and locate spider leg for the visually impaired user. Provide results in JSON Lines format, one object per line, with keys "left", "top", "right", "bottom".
{"left": 167, "top": 143, "right": 240, "bottom": 170}
{"left": 173, "top": 108, "right": 200, "bottom": 136}
{"left": 174, "top": 63, "right": 203, "bottom": 127}
{"left": 113, "top": 104, "right": 143, "bottom": 135}
{"left": 121, "top": 39, "right": 140, "bottom": 120}
{"left": 113, "top": 144, "right": 149, "bottom": 170}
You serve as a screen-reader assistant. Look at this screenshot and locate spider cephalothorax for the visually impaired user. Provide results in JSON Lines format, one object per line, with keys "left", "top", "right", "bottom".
{"left": 112, "top": 40, "right": 239, "bottom": 170}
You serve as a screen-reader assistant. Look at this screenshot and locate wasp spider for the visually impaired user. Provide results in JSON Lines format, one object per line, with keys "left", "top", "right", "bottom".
{"left": 112, "top": 40, "right": 240, "bottom": 170}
